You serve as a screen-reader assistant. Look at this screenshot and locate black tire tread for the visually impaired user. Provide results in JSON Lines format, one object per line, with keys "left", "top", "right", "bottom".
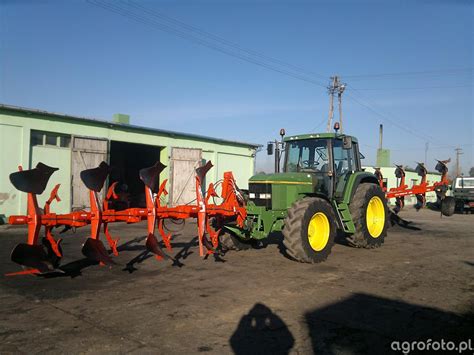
{"left": 282, "top": 197, "right": 336, "bottom": 263}
{"left": 346, "top": 183, "right": 387, "bottom": 248}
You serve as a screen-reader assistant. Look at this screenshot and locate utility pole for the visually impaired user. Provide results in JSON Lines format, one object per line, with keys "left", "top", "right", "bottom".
{"left": 455, "top": 148, "right": 463, "bottom": 177}
{"left": 326, "top": 76, "right": 336, "bottom": 133}
{"left": 326, "top": 76, "right": 346, "bottom": 133}
{"left": 338, "top": 81, "right": 346, "bottom": 133}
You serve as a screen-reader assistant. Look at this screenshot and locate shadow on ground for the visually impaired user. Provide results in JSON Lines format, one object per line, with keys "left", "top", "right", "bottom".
{"left": 228, "top": 294, "right": 473, "bottom": 354}
{"left": 305, "top": 293, "right": 474, "bottom": 354}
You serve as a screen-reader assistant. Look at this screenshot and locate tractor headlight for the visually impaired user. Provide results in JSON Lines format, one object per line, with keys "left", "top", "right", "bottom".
{"left": 258, "top": 193, "right": 271, "bottom": 199}
{"left": 249, "top": 193, "right": 256, "bottom": 199}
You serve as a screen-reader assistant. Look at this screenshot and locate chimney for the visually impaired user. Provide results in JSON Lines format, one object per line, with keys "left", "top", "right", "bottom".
{"left": 379, "top": 124, "right": 383, "bottom": 149}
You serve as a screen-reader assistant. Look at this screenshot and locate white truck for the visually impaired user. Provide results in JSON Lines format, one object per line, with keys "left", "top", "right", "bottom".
{"left": 452, "top": 176, "right": 474, "bottom": 213}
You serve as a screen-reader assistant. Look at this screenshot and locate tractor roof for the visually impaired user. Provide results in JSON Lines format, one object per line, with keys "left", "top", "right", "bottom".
{"left": 284, "top": 133, "right": 359, "bottom": 142}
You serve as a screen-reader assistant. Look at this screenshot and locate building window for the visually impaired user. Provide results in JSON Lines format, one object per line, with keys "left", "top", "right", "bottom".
{"left": 59, "top": 136, "right": 71, "bottom": 147}
{"left": 31, "top": 131, "right": 44, "bottom": 146}
{"left": 31, "top": 130, "right": 71, "bottom": 148}
{"left": 45, "top": 133, "right": 57, "bottom": 146}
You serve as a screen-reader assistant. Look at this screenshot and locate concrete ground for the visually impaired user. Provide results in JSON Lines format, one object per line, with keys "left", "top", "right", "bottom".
{"left": 0, "top": 209, "right": 473, "bottom": 354}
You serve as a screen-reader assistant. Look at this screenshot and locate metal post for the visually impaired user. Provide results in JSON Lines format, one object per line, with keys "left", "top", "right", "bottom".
{"left": 274, "top": 140, "right": 280, "bottom": 173}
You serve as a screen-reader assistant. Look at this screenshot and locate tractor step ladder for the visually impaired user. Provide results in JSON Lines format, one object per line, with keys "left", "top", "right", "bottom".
{"left": 334, "top": 202, "right": 356, "bottom": 234}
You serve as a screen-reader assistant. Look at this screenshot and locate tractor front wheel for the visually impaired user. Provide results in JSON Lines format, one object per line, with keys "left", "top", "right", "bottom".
{"left": 347, "top": 183, "right": 387, "bottom": 248}
{"left": 283, "top": 197, "right": 336, "bottom": 263}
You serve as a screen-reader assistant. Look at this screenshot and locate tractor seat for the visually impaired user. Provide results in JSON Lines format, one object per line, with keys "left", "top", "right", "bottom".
{"left": 319, "top": 163, "right": 329, "bottom": 173}
{"left": 9, "top": 162, "right": 58, "bottom": 194}
{"left": 139, "top": 162, "right": 166, "bottom": 193}
{"left": 80, "top": 162, "right": 110, "bottom": 192}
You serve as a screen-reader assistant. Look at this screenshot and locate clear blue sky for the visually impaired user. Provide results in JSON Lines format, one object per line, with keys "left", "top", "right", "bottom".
{"left": 1, "top": 0, "right": 472, "bottom": 174}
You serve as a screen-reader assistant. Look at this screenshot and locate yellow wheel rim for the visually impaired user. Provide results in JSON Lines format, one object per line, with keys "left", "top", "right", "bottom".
{"left": 366, "top": 196, "right": 385, "bottom": 238}
{"left": 307, "top": 212, "right": 330, "bottom": 251}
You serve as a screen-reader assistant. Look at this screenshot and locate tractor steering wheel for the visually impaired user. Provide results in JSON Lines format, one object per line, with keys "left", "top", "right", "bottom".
{"left": 302, "top": 160, "right": 319, "bottom": 169}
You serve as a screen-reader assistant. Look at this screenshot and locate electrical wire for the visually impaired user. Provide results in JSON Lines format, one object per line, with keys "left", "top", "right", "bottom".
{"left": 345, "top": 85, "right": 452, "bottom": 147}
{"left": 87, "top": 0, "right": 470, "bottom": 151}
{"left": 123, "top": 0, "right": 328, "bottom": 81}
{"left": 86, "top": 0, "right": 327, "bottom": 88}
{"left": 343, "top": 68, "right": 473, "bottom": 80}
{"left": 354, "top": 84, "right": 473, "bottom": 91}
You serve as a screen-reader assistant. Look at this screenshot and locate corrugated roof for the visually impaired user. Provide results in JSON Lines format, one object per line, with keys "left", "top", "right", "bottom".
{"left": 0, "top": 103, "right": 261, "bottom": 148}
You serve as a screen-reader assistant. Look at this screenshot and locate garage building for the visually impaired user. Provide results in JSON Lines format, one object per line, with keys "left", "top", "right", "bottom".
{"left": 0, "top": 104, "right": 259, "bottom": 220}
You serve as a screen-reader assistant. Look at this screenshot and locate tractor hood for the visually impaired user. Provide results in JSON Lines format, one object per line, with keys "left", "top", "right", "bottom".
{"left": 248, "top": 172, "right": 323, "bottom": 210}
{"left": 249, "top": 172, "right": 315, "bottom": 185}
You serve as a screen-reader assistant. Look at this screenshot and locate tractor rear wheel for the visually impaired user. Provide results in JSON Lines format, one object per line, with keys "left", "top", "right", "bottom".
{"left": 283, "top": 197, "right": 336, "bottom": 263}
{"left": 347, "top": 183, "right": 387, "bottom": 248}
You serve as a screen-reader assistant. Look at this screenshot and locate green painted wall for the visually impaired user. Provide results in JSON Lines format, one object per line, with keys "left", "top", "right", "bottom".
{"left": 0, "top": 123, "right": 24, "bottom": 220}
{"left": 31, "top": 145, "right": 72, "bottom": 213}
{"left": 0, "top": 107, "right": 257, "bottom": 217}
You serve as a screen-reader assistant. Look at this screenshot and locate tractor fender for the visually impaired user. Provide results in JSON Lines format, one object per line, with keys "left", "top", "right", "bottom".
{"left": 341, "top": 172, "right": 379, "bottom": 204}
{"left": 300, "top": 192, "right": 345, "bottom": 230}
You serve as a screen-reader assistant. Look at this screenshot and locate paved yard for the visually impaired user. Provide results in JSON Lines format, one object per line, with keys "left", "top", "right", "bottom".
{"left": 0, "top": 209, "right": 473, "bottom": 354}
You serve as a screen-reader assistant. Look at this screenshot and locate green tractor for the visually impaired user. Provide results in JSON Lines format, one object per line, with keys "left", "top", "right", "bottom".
{"left": 223, "top": 131, "right": 388, "bottom": 263}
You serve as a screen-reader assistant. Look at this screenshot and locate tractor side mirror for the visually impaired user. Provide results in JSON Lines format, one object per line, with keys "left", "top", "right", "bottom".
{"left": 267, "top": 143, "right": 274, "bottom": 155}
{"left": 342, "top": 136, "right": 352, "bottom": 149}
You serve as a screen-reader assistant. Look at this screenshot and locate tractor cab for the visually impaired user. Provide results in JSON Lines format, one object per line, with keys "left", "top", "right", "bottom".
{"left": 283, "top": 133, "right": 361, "bottom": 197}
{"left": 249, "top": 133, "right": 364, "bottom": 212}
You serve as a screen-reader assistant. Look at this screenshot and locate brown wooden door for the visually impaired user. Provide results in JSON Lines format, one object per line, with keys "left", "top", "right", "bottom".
{"left": 169, "top": 147, "right": 202, "bottom": 206}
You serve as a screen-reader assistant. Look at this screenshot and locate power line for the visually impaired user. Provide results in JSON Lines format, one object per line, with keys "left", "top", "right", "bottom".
{"left": 123, "top": 0, "right": 328, "bottom": 81}
{"left": 354, "top": 84, "right": 472, "bottom": 91}
{"left": 86, "top": 0, "right": 328, "bottom": 88}
{"left": 345, "top": 84, "right": 451, "bottom": 146}
{"left": 343, "top": 68, "right": 473, "bottom": 80}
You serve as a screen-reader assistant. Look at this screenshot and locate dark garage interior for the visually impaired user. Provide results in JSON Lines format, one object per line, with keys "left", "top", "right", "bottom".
{"left": 109, "top": 141, "right": 162, "bottom": 209}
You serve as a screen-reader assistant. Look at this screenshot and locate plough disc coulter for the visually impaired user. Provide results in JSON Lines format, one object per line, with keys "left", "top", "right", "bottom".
{"left": 7, "top": 160, "right": 246, "bottom": 276}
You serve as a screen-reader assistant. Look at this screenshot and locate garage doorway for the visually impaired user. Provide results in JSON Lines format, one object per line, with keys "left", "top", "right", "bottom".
{"left": 109, "top": 141, "right": 162, "bottom": 209}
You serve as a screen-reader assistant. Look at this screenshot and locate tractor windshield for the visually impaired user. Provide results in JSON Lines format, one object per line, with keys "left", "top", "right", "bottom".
{"left": 284, "top": 139, "right": 329, "bottom": 173}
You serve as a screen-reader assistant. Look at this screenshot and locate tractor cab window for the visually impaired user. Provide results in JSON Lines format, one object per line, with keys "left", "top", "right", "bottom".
{"left": 333, "top": 139, "right": 356, "bottom": 175}
{"left": 285, "top": 139, "right": 329, "bottom": 173}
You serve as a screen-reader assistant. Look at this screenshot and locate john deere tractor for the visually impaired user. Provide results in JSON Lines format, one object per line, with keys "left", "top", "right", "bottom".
{"left": 224, "top": 131, "right": 387, "bottom": 263}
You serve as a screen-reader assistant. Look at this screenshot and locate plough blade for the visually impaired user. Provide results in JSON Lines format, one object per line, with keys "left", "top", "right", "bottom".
{"left": 139, "top": 162, "right": 166, "bottom": 193}
{"left": 145, "top": 233, "right": 170, "bottom": 260}
{"left": 196, "top": 160, "right": 214, "bottom": 183}
{"left": 80, "top": 161, "right": 110, "bottom": 192}
{"left": 11, "top": 243, "right": 54, "bottom": 274}
{"left": 82, "top": 238, "right": 115, "bottom": 265}
{"left": 9, "top": 162, "right": 58, "bottom": 194}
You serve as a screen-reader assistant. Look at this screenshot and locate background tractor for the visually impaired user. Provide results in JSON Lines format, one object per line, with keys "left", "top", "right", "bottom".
{"left": 223, "top": 131, "right": 388, "bottom": 263}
